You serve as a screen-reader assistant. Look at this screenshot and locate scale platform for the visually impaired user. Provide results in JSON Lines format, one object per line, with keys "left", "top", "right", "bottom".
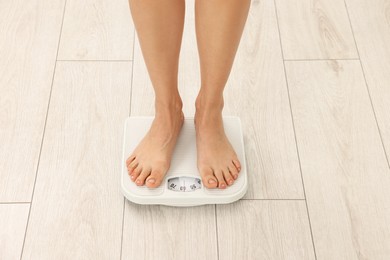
{"left": 121, "top": 116, "right": 247, "bottom": 207}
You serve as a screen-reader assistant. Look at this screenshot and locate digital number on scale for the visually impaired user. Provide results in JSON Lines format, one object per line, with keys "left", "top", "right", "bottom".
{"left": 167, "top": 177, "right": 202, "bottom": 192}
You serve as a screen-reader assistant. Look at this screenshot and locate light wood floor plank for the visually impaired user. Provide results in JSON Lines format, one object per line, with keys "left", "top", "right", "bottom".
{"left": 0, "top": 204, "right": 30, "bottom": 260}
{"left": 345, "top": 0, "right": 390, "bottom": 169}
{"left": 21, "top": 62, "right": 132, "bottom": 259}
{"left": 275, "top": 0, "right": 358, "bottom": 60}
{"left": 217, "top": 200, "right": 315, "bottom": 260}
{"left": 229, "top": 0, "right": 304, "bottom": 199}
{"left": 122, "top": 203, "right": 218, "bottom": 260}
{"left": 0, "top": 0, "right": 65, "bottom": 202}
{"left": 286, "top": 60, "right": 390, "bottom": 259}
{"left": 58, "top": 0, "right": 134, "bottom": 60}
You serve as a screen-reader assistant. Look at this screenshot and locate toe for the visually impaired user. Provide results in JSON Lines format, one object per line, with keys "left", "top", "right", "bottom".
{"left": 228, "top": 162, "right": 239, "bottom": 180}
{"left": 232, "top": 158, "right": 241, "bottom": 172}
{"left": 126, "top": 155, "right": 136, "bottom": 166}
{"left": 145, "top": 168, "right": 166, "bottom": 188}
{"left": 128, "top": 160, "right": 139, "bottom": 173}
{"left": 130, "top": 165, "right": 142, "bottom": 182}
{"left": 135, "top": 168, "right": 151, "bottom": 186}
{"left": 222, "top": 168, "right": 235, "bottom": 186}
{"left": 214, "top": 169, "right": 227, "bottom": 189}
{"left": 199, "top": 166, "right": 218, "bottom": 189}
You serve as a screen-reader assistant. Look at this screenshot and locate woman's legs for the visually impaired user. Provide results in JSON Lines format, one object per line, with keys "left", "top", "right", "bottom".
{"left": 194, "top": 0, "right": 251, "bottom": 188}
{"left": 126, "top": 0, "right": 185, "bottom": 188}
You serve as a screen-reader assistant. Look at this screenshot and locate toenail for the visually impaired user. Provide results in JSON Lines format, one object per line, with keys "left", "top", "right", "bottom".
{"left": 220, "top": 183, "right": 226, "bottom": 188}
{"left": 147, "top": 178, "right": 155, "bottom": 184}
{"left": 131, "top": 175, "right": 135, "bottom": 179}
{"left": 136, "top": 180, "right": 141, "bottom": 184}
{"left": 208, "top": 179, "right": 216, "bottom": 184}
{"left": 228, "top": 179, "right": 233, "bottom": 184}
{"left": 234, "top": 174, "right": 238, "bottom": 179}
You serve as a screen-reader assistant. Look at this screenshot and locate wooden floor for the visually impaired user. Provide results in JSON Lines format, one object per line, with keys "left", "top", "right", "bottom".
{"left": 1, "top": 0, "right": 390, "bottom": 259}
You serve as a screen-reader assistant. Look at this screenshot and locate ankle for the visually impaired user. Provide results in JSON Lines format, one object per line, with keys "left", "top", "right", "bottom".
{"left": 155, "top": 95, "right": 183, "bottom": 113}
{"left": 194, "top": 93, "right": 225, "bottom": 128}
{"left": 195, "top": 91, "right": 224, "bottom": 112}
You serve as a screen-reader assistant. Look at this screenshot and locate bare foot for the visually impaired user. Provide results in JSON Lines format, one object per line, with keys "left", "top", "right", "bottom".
{"left": 126, "top": 100, "right": 184, "bottom": 188}
{"left": 194, "top": 94, "right": 242, "bottom": 189}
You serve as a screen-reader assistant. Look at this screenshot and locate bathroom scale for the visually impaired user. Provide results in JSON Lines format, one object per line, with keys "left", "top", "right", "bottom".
{"left": 121, "top": 116, "right": 248, "bottom": 207}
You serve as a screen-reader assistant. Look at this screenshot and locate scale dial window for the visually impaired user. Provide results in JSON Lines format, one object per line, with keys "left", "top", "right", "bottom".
{"left": 167, "top": 177, "right": 202, "bottom": 192}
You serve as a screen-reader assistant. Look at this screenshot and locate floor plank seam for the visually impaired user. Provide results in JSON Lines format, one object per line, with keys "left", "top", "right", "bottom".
{"left": 273, "top": 1, "right": 318, "bottom": 259}
{"left": 119, "top": 199, "right": 125, "bottom": 260}
{"left": 0, "top": 202, "right": 30, "bottom": 204}
{"left": 19, "top": 1, "right": 68, "bottom": 259}
{"left": 241, "top": 198, "right": 305, "bottom": 201}
{"left": 284, "top": 58, "right": 359, "bottom": 62}
{"left": 128, "top": 28, "right": 136, "bottom": 117}
{"left": 56, "top": 59, "right": 133, "bottom": 62}
{"left": 214, "top": 204, "right": 220, "bottom": 260}
{"left": 120, "top": 27, "right": 136, "bottom": 260}
{"left": 343, "top": 0, "right": 390, "bottom": 171}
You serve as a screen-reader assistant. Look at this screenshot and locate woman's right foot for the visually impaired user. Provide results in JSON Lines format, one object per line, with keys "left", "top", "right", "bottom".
{"left": 126, "top": 98, "right": 184, "bottom": 188}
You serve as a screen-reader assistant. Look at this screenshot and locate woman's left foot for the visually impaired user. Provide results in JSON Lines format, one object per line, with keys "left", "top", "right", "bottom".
{"left": 194, "top": 94, "right": 242, "bottom": 189}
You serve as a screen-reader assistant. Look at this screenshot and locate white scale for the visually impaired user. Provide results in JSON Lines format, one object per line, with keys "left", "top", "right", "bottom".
{"left": 121, "top": 116, "right": 248, "bottom": 207}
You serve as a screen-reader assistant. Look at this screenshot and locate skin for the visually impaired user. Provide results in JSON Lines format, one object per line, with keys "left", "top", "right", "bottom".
{"left": 126, "top": 0, "right": 251, "bottom": 189}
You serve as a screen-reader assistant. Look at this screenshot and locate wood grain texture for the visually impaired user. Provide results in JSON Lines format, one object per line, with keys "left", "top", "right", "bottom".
{"left": 286, "top": 60, "right": 390, "bottom": 259}
{"left": 122, "top": 203, "right": 218, "bottom": 260}
{"left": 275, "top": 0, "right": 358, "bottom": 59}
{"left": 0, "top": 204, "right": 30, "bottom": 260}
{"left": 58, "top": 0, "right": 134, "bottom": 60}
{"left": 345, "top": 0, "right": 390, "bottom": 167}
{"left": 21, "top": 62, "right": 132, "bottom": 259}
{"left": 229, "top": 0, "right": 304, "bottom": 199}
{"left": 0, "top": 0, "right": 65, "bottom": 202}
{"left": 3, "top": 0, "right": 390, "bottom": 259}
{"left": 217, "top": 200, "right": 315, "bottom": 260}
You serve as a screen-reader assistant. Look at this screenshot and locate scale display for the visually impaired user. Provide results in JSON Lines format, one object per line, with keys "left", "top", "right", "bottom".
{"left": 121, "top": 116, "right": 248, "bottom": 207}
{"left": 168, "top": 177, "right": 202, "bottom": 192}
